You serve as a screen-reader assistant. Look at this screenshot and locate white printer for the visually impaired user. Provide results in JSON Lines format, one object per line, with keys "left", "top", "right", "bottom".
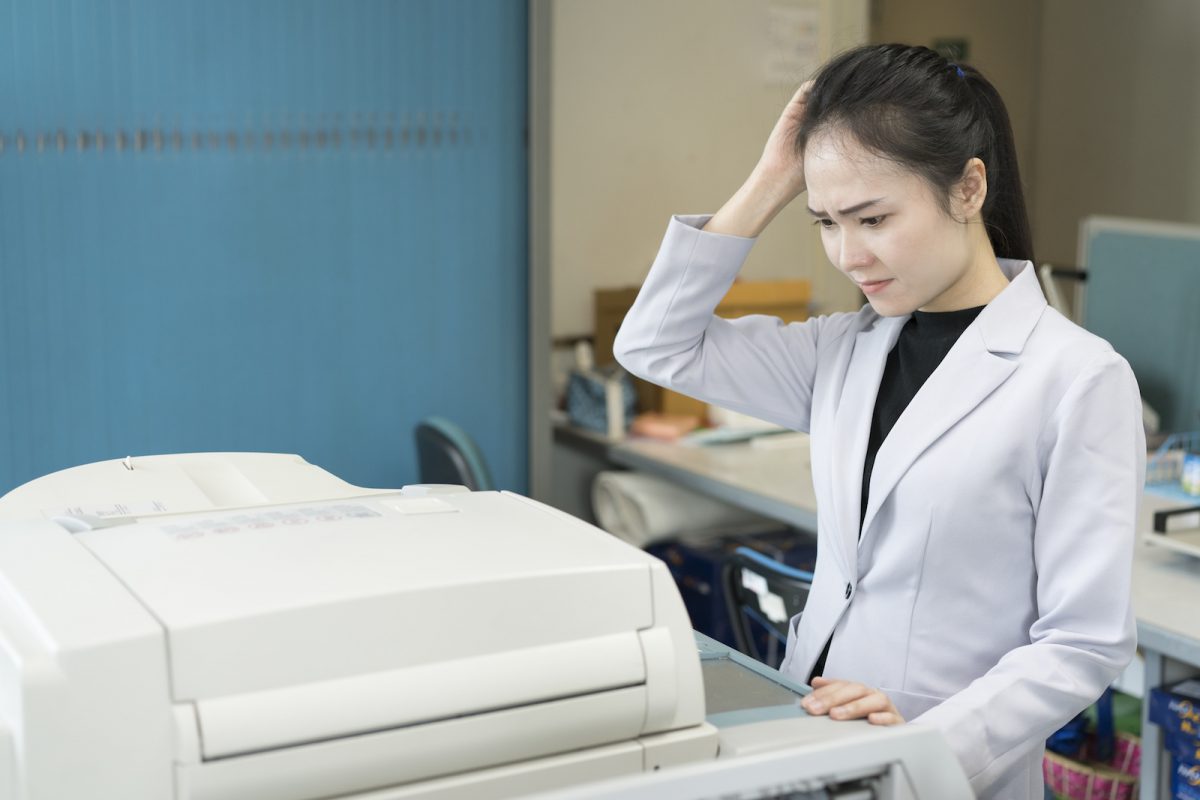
{"left": 0, "top": 453, "right": 972, "bottom": 800}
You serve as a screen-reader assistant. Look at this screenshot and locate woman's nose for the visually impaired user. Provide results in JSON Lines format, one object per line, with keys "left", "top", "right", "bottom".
{"left": 838, "top": 234, "right": 873, "bottom": 272}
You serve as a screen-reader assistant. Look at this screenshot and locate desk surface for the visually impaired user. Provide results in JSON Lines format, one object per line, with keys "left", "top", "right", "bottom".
{"left": 609, "top": 436, "right": 818, "bottom": 532}
{"left": 1133, "top": 493, "right": 1200, "bottom": 664}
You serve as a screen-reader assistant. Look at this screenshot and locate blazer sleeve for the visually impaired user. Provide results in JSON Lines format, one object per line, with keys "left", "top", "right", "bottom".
{"left": 613, "top": 214, "right": 833, "bottom": 432}
{"left": 912, "top": 349, "right": 1146, "bottom": 796}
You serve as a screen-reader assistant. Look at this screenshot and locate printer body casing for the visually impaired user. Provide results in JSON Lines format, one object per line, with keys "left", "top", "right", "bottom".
{"left": 0, "top": 454, "right": 716, "bottom": 800}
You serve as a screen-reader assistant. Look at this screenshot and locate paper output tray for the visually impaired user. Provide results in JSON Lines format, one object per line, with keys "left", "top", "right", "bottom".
{"left": 175, "top": 631, "right": 665, "bottom": 800}
{"left": 192, "top": 632, "right": 648, "bottom": 759}
{"left": 179, "top": 685, "right": 650, "bottom": 800}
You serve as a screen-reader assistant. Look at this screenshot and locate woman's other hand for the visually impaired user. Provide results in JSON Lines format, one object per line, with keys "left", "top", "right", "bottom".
{"left": 800, "top": 676, "right": 906, "bottom": 726}
{"left": 704, "top": 81, "right": 812, "bottom": 238}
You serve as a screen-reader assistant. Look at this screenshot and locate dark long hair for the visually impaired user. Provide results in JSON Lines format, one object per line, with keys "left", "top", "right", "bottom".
{"left": 797, "top": 44, "right": 1034, "bottom": 264}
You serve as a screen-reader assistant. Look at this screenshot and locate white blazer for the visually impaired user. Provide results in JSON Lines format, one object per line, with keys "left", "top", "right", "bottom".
{"left": 613, "top": 215, "right": 1146, "bottom": 799}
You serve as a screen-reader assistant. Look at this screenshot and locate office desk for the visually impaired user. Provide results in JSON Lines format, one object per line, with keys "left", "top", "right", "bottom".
{"left": 608, "top": 436, "right": 818, "bottom": 533}
{"left": 605, "top": 433, "right": 1200, "bottom": 800}
{"left": 1131, "top": 496, "right": 1200, "bottom": 800}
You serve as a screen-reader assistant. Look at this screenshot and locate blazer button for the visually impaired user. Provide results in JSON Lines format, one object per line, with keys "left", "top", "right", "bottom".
{"left": 844, "top": 582, "right": 852, "bottom": 600}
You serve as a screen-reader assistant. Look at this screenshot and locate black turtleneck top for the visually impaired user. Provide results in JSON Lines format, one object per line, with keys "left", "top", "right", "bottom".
{"left": 859, "top": 305, "right": 986, "bottom": 528}
{"left": 810, "top": 304, "right": 985, "bottom": 681}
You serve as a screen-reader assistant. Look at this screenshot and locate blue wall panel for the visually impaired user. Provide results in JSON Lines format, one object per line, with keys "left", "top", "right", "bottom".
{"left": 0, "top": 0, "right": 528, "bottom": 494}
{"left": 1084, "top": 223, "right": 1200, "bottom": 434}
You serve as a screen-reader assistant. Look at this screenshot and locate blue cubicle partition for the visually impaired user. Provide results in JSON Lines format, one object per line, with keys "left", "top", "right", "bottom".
{"left": 0, "top": 1, "right": 528, "bottom": 495}
{"left": 1082, "top": 217, "right": 1200, "bottom": 434}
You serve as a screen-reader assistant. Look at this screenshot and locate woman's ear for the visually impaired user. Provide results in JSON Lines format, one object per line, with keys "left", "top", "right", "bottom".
{"left": 954, "top": 157, "right": 988, "bottom": 220}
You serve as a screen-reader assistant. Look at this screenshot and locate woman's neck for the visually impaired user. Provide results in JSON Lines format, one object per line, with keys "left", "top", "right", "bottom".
{"left": 919, "top": 239, "right": 1011, "bottom": 313}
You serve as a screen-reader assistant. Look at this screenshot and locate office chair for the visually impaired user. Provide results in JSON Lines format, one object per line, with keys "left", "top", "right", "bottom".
{"left": 723, "top": 546, "right": 813, "bottom": 669}
{"left": 413, "top": 417, "right": 495, "bottom": 491}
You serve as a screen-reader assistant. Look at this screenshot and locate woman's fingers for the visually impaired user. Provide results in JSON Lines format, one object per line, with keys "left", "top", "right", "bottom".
{"left": 868, "top": 711, "right": 904, "bottom": 726}
{"left": 788, "top": 80, "right": 814, "bottom": 110}
{"left": 802, "top": 680, "right": 869, "bottom": 713}
{"left": 751, "top": 79, "right": 814, "bottom": 201}
{"left": 801, "top": 679, "right": 905, "bottom": 726}
{"left": 779, "top": 80, "right": 813, "bottom": 133}
{"left": 828, "top": 691, "right": 893, "bottom": 720}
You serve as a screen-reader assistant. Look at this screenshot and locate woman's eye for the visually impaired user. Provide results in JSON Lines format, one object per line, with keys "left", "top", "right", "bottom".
{"left": 814, "top": 218, "right": 836, "bottom": 229}
{"left": 860, "top": 215, "right": 885, "bottom": 227}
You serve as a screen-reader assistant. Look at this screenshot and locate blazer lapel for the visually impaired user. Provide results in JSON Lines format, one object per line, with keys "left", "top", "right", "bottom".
{"left": 830, "top": 315, "right": 906, "bottom": 578}
{"left": 859, "top": 334, "right": 1016, "bottom": 541}
{"left": 859, "top": 261, "right": 1048, "bottom": 542}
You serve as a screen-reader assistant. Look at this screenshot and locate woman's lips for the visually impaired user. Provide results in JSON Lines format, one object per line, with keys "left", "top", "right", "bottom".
{"left": 859, "top": 279, "right": 893, "bottom": 296}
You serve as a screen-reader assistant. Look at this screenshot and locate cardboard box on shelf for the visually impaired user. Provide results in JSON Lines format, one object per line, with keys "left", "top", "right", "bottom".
{"left": 594, "top": 279, "right": 811, "bottom": 419}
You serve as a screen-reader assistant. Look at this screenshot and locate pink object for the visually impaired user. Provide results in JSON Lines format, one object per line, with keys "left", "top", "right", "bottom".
{"left": 1043, "top": 733, "right": 1140, "bottom": 800}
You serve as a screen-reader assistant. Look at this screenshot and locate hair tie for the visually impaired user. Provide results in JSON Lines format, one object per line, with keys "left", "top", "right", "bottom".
{"left": 953, "top": 64, "right": 965, "bottom": 78}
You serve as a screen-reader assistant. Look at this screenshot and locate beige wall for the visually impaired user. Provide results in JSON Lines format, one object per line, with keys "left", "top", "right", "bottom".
{"left": 1032, "top": 0, "right": 1200, "bottom": 267}
{"left": 550, "top": 0, "right": 870, "bottom": 339}
{"left": 873, "top": 0, "right": 1200, "bottom": 269}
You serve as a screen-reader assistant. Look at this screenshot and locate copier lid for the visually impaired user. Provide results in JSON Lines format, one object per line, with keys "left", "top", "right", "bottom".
{"left": 76, "top": 491, "right": 656, "bottom": 702}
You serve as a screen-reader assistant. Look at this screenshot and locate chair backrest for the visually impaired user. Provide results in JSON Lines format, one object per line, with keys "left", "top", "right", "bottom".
{"left": 413, "top": 417, "right": 495, "bottom": 492}
{"left": 722, "top": 546, "right": 813, "bottom": 669}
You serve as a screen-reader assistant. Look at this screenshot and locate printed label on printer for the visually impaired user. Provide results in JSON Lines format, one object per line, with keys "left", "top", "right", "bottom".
{"left": 161, "top": 504, "right": 381, "bottom": 541}
{"left": 46, "top": 501, "right": 170, "bottom": 519}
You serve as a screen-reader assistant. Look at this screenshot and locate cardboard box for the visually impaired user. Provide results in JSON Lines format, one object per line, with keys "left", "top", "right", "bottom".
{"left": 594, "top": 280, "right": 811, "bottom": 419}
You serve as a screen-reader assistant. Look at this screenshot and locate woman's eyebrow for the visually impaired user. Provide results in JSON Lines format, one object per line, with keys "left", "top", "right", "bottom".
{"left": 805, "top": 197, "right": 886, "bottom": 217}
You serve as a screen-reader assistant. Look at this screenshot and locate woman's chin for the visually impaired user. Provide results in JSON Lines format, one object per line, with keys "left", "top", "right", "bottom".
{"left": 865, "top": 296, "right": 916, "bottom": 317}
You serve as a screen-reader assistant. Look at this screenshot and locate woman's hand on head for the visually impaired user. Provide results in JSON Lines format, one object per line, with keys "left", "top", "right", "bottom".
{"left": 754, "top": 80, "right": 812, "bottom": 198}
{"left": 800, "top": 676, "right": 905, "bottom": 726}
{"left": 704, "top": 81, "right": 812, "bottom": 238}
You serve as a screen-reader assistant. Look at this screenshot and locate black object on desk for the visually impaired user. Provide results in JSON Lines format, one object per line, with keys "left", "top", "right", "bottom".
{"left": 723, "top": 546, "right": 813, "bottom": 670}
{"left": 646, "top": 530, "right": 816, "bottom": 657}
{"left": 1153, "top": 506, "right": 1200, "bottom": 533}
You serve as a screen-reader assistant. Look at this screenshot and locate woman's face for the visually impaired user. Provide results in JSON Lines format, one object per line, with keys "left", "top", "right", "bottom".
{"left": 803, "top": 129, "right": 985, "bottom": 315}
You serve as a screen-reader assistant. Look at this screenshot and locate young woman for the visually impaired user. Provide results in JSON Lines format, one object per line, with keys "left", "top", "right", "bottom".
{"left": 614, "top": 44, "right": 1145, "bottom": 799}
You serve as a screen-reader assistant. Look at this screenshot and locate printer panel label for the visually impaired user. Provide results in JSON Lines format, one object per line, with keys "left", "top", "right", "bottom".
{"left": 161, "top": 504, "right": 381, "bottom": 542}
